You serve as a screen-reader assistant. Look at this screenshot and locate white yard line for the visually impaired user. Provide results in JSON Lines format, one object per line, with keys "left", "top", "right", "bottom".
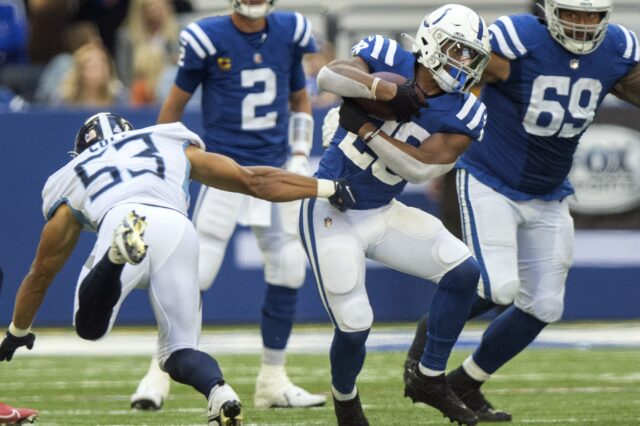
{"left": 20, "top": 325, "right": 640, "bottom": 356}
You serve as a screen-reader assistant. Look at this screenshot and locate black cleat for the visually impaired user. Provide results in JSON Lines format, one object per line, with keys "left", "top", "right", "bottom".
{"left": 131, "top": 398, "right": 162, "bottom": 411}
{"left": 333, "top": 393, "right": 369, "bottom": 426}
{"left": 210, "top": 400, "right": 243, "bottom": 426}
{"left": 448, "top": 366, "right": 512, "bottom": 422}
{"left": 405, "top": 364, "right": 478, "bottom": 426}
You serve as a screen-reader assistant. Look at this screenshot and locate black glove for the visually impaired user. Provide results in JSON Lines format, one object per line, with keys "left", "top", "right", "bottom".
{"left": 0, "top": 330, "right": 36, "bottom": 361}
{"left": 387, "top": 80, "right": 425, "bottom": 123}
{"left": 329, "top": 179, "right": 356, "bottom": 212}
{"left": 339, "top": 99, "right": 370, "bottom": 135}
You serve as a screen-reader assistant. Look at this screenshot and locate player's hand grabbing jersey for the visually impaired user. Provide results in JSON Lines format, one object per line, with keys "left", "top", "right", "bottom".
{"left": 42, "top": 123, "right": 205, "bottom": 230}
{"left": 318, "top": 35, "right": 487, "bottom": 210}
{"left": 459, "top": 14, "right": 640, "bottom": 200}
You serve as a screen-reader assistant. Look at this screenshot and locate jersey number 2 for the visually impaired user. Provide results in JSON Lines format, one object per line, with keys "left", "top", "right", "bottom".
{"left": 523, "top": 76, "right": 602, "bottom": 137}
{"left": 241, "top": 68, "right": 277, "bottom": 130}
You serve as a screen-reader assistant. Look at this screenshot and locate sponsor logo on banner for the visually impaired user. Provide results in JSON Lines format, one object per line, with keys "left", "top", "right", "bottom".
{"left": 569, "top": 124, "right": 640, "bottom": 214}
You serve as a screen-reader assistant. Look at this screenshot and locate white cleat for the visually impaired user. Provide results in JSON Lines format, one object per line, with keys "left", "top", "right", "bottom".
{"left": 130, "top": 363, "right": 171, "bottom": 411}
{"left": 109, "top": 210, "right": 148, "bottom": 265}
{"left": 254, "top": 365, "right": 326, "bottom": 408}
{"left": 208, "top": 384, "right": 243, "bottom": 426}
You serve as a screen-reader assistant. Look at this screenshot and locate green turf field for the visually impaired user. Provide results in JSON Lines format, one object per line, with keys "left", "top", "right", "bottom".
{"left": 2, "top": 345, "right": 639, "bottom": 425}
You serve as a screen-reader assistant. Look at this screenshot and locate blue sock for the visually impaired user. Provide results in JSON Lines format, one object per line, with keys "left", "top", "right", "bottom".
{"left": 421, "top": 257, "right": 479, "bottom": 371}
{"left": 330, "top": 328, "right": 370, "bottom": 394}
{"left": 261, "top": 284, "right": 298, "bottom": 350}
{"left": 164, "top": 348, "right": 224, "bottom": 398}
{"left": 468, "top": 295, "right": 498, "bottom": 319}
{"left": 473, "top": 305, "right": 547, "bottom": 374}
{"left": 75, "top": 252, "right": 124, "bottom": 340}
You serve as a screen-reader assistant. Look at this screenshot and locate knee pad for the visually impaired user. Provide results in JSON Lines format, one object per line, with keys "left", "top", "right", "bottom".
{"left": 525, "top": 298, "right": 564, "bottom": 323}
{"left": 263, "top": 238, "right": 306, "bottom": 288}
{"left": 439, "top": 257, "right": 480, "bottom": 294}
{"left": 490, "top": 279, "right": 519, "bottom": 306}
{"left": 336, "top": 299, "right": 373, "bottom": 332}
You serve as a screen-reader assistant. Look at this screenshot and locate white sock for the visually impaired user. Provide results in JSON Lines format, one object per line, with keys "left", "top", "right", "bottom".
{"left": 262, "top": 347, "right": 286, "bottom": 366}
{"left": 418, "top": 363, "right": 444, "bottom": 377}
{"left": 332, "top": 386, "right": 357, "bottom": 401}
{"left": 463, "top": 356, "right": 491, "bottom": 382}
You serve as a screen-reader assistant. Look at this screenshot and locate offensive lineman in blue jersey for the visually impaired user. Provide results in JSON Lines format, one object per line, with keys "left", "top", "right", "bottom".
{"left": 131, "top": 0, "right": 328, "bottom": 411}
{"left": 405, "top": 0, "right": 640, "bottom": 422}
{"left": 306, "top": 5, "right": 491, "bottom": 425}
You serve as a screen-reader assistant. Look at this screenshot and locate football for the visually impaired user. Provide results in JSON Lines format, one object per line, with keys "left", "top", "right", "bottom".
{"left": 352, "top": 71, "right": 421, "bottom": 121}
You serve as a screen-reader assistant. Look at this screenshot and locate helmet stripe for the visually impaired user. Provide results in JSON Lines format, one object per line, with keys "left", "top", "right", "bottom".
{"left": 477, "top": 16, "right": 484, "bottom": 41}
{"left": 431, "top": 7, "right": 451, "bottom": 25}
{"left": 98, "top": 113, "right": 113, "bottom": 139}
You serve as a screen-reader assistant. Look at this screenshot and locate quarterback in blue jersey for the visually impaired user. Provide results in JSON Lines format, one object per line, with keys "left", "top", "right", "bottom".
{"left": 308, "top": 5, "right": 491, "bottom": 425}
{"left": 405, "top": 0, "right": 640, "bottom": 422}
{"left": 131, "top": 0, "right": 328, "bottom": 411}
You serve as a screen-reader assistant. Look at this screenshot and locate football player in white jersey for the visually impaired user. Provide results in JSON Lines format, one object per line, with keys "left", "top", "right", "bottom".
{"left": 405, "top": 0, "right": 640, "bottom": 422}
{"left": 309, "top": 5, "right": 491, "bottom": 425}
{"left": 131, "top": 0, "right": 327, "bottom": 410}
{"left": 0, "top": 113, "right": 354, "bottom": 426}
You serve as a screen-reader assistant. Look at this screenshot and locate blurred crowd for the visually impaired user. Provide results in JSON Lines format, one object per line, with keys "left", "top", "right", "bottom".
{"left": 0, "top": 0, "right": 339, "bottom": 112}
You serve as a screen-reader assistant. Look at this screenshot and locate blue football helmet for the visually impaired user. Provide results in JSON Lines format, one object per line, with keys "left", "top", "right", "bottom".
{"left": 73, "top": 112, "right": 134, "bottom": 155}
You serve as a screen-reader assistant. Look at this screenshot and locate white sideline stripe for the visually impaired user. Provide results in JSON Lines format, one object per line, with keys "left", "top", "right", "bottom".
{"left": 20, "top": 326, "right": 640, "bottom": 356}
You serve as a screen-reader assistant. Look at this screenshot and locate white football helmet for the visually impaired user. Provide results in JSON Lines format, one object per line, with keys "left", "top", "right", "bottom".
{"left": 544, "top": 0, "right": 612, "bottom": 54}
{"left": 231, "top": 0, "right": 274, "bottom": 19}
{"left": 405, "top": 4, "right": 491, "bottom": 94}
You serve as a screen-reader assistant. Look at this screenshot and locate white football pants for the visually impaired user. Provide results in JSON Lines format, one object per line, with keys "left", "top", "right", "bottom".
{"left": 73, "top": 203, "right": 202, "bottom": 366}
{"left": 456, "top": 169, "right": 574, "bottom": 323}
{"left": 298, "top": 198, "right": 472, "bottom": 332}
{"left": 192, "top": 185, "right": 306, "bottom": 291}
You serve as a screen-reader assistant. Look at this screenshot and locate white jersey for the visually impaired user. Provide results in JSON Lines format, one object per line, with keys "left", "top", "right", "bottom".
{"left": 42, "top": 122, "right": 205, "bottom": 230}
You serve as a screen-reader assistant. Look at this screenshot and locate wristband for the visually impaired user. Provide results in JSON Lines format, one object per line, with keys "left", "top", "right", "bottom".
{"left": 9, "top": 322, "right": 31, "bottom": 337}
{"left": 317, "top": 179, "right": 336, "bottom": 198}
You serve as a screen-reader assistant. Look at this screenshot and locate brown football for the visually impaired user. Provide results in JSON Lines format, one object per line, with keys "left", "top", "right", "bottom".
{"left": 352, "top": 71, "right": 421, "bottom": 121}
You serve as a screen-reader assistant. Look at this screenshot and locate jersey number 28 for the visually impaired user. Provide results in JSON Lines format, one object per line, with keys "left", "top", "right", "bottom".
{"left": 523, "top": 76, "right": 602, "bottom": 138}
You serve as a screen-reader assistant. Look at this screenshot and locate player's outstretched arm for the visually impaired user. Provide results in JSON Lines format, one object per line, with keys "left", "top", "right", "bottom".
{"left": 0, "top": 204, "right": 81, "bottom": 360}
{"left": 186, "top": 146, "right": 355, "bottom": 208}
{"left": 611, "top": 63, "right": 640, "bottom": 108}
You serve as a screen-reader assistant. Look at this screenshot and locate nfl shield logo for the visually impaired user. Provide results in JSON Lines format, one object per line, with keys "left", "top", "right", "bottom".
{"left": 324, "top": 217, "right": 332, "bottom": 228}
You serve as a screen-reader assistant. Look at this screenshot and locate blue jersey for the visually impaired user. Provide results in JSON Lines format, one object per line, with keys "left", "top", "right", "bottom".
{"left": 175, "top": 11, "right": 317, "bottom": 166}
{"left": 458, "top": 14, "right": 640, "bottom": 200}
{"left": 318, "top": 35, "right": 487, "bottom": 210}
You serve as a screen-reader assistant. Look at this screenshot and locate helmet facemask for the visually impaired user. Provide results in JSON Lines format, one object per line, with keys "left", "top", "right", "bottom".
{"left": 545, "top": 0, "right": 612, "bottom": 55}
{"left": 231, "top": 0, "right": 275, "bottom": 19}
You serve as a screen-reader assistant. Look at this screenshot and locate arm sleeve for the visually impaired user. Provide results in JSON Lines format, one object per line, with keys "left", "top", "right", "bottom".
{"left": 351, "top": 35, "right": 402, "bottom": 73}
{"left": 174, "top": 22, "right": 217, "bottom": 93}
{"left": 489, "top": 15, "right": 532, "bottom": 60}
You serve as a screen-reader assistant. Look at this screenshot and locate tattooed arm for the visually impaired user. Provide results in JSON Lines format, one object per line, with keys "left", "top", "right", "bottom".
{"left": 611, "top": 64, "right": 640, "bottom": 107}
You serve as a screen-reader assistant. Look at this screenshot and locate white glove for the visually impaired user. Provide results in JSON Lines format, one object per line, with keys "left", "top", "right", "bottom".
{"left": 322, "top": 106, "right": 340, "bottom": 148}
{"left": 286, "top": 154, "right": 309, "bottom": 176}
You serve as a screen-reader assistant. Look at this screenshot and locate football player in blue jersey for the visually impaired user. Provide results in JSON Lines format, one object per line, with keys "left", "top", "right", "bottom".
{"left": 307, "top": 4, "right": 491, "bottom": 425}
{"left": 130, "top": 0, "right": 328, "bottom": 410}
{"left": 404, "top": 0, "right": 640, "bottom": 422}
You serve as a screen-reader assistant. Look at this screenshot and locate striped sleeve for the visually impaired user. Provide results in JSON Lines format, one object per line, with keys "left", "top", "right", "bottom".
{"left": 178, "top": 22, "right": 217, "bottom": 68}
{"left": 351, "top": 35, "right": 400, "bottom": 71}
{"left": 454, "top": 93, "right": 487, "bottom": 141}
{"left": 293, "top": 12, "right": 317, "bottom": 53}
{"left": 615, "top": 24, "right": 640, "bottom": 62}
{"left": 489, "top": 16, "right": 528, "bottom": 60}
